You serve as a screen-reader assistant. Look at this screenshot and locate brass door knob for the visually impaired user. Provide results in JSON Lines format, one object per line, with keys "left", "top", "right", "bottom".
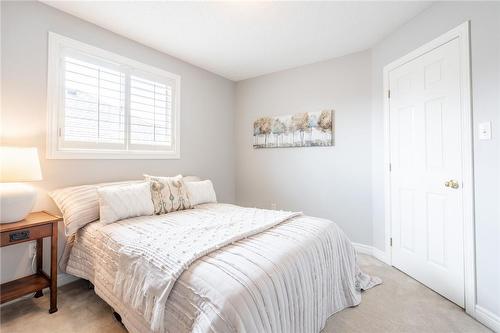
{"left": 444, "top": 180, "right": 459, "bottom": 189}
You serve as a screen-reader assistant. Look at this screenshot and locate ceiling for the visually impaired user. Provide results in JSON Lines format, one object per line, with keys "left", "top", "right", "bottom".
{"left": 42, "top": 1, "right": 432, "bottom": 81}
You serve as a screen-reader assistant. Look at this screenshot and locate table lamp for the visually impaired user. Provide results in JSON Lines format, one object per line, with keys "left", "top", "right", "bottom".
{"left": 0, "top": 146, "right": 43, "bottom": 223}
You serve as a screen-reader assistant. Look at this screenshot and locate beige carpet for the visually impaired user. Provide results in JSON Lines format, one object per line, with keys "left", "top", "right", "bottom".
{"left": 0, "top": 255, "right": 490, "bottom": 333}
{"left": 323, "top": 255, "right": 490, "bottom": 333}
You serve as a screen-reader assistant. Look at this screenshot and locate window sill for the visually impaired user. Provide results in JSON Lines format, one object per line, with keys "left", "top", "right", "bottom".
{"left": 46, "top": 149, "right": 180, "bottom": 160}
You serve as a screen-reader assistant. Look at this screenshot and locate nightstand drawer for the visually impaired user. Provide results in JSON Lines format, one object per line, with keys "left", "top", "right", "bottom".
{"left": 0, "top": 224, "right": 52, "bottom": 246}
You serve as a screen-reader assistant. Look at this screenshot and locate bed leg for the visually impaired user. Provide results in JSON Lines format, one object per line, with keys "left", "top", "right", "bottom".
{"left": 87, "top": 281, "right": 94, "bottom": 290}
{"left": 113, "top": 311, "right": 122, "bottom": 324}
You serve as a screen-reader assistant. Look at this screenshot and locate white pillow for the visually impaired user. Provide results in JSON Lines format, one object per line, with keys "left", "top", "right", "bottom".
{"left": 98, "top": 182, "right": 154, "bottom": 225}
{"left": 49, "top": 180, "right": 140, "bottom": 236}
{"left": 186, "top": 180, "right": 217, "bottom": 206}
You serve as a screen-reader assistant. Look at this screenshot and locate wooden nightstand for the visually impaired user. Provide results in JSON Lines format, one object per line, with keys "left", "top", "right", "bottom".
{"left": 0, "top": 211, "right": 62, "bottom": 313}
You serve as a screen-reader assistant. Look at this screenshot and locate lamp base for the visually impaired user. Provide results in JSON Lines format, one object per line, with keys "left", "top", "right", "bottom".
{"left": 0, "top": 183, "right": 37, "bottom": 223}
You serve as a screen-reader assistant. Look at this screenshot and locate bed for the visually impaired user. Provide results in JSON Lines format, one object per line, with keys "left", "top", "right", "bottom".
{"left": 64, "top": 202, "right": 380, "bottom": 333}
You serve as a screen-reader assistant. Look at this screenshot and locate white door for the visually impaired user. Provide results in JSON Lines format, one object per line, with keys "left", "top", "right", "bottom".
{"left": 389, "top": 38, "right": 465, "bottom": 307}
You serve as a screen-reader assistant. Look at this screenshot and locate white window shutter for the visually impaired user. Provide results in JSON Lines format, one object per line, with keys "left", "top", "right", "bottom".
{"left": 62, "top": 57, "right": 125, "bottom": 147}
{"left": 130, "top": 75, "right": 173, "bottom": 148}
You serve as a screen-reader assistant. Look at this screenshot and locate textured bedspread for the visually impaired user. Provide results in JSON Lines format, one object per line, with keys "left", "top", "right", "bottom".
{"left": 66, "top": 203, "right": 380, "bottom": 333}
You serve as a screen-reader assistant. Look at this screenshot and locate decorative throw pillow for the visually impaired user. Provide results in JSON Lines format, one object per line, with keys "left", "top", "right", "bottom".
{"left": 144, "top": 174, "right": 191, "bottom": 214}
{"left": 185, "top": 180, "right": 217, "bottom": 206}
{"left": 98, "top": 182, "right": 154, "bottom": 225}
{"left": 49, "top": 180, "right": 140, "bottom": 236}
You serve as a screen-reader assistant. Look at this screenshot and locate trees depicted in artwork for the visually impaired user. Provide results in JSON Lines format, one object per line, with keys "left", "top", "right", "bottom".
{"left": 253, "top": 121, "right": 261, "bottom": 145}
{"left": 317, "top": 110, "right": 333, "bottom": 143}
{"left": 286, "top": 117, "right": 296, "bottom": 144}
{"left": 272, "top": 118, "right": 286, "bottom": 146}
{"left": 253, "top": 110, "right": 334, "bottom": 148}
{"left": 318, "top": 110, "right": 332, "bottom": 133}
{"left": 292, "top": 113, "right": 309, "bottom": 146}
{"left": 256, "top": 117, "right": 272, "bottom": 145}
{"left": 308, "top": 113, "right": 318, "bottom": 142}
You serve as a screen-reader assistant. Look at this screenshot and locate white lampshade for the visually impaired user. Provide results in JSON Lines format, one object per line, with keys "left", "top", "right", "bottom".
{"left": 0, "top": 146, "right": 43, "bottom": 182}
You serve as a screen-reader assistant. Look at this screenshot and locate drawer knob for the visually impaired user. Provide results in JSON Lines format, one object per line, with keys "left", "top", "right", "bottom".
{"left": 9, "top": 230, "right": 30, "bottom": 242}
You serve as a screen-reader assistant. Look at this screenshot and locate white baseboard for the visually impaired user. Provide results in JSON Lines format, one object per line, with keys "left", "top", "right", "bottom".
{"left": 352, "top": 242, "right": 373, "bottom": 255}
{"left": 0, "top": 273, "right": 81, "bottom": 308}
{"left": 475, "top": 305, "right": 500, "bottom": 332}
{"left": 352, "top": 242, "right": 390, "bottom": 264}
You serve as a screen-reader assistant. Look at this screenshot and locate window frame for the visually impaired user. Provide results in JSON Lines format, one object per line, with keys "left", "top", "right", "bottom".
{"left": 46, "top": 32, "right": 181, "bottom": 159}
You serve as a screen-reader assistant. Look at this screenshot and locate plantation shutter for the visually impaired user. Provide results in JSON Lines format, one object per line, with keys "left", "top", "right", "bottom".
{"left": 129, "top": 74, "right": 173, "bottom": 149}
{"left": 62, "top": 55, "right": 126, "bottom": 149}
{"left": 49, "top": 33, "right": 180, "bottom": 158}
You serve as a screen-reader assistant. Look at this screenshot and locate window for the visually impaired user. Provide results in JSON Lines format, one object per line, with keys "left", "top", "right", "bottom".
{"left": 47, "top": 32, "right": 180, "bottom": 159}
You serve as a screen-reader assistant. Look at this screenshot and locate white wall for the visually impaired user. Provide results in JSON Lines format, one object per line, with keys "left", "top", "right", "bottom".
{"left": 0, "top": 1, "right": 235, "bottom": 283}
{"left": 235, "top": 51, "right": 373, "bottom": 245}
{"left": 370, "top": 1, "right": 500, "bottom": 320}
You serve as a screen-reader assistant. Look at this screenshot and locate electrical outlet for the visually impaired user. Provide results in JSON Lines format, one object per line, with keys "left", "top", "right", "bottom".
{"left": 29, "top": 243, "right": 37, "bottom": 259}
{"left": 271, "top": 203, "right": 277, "bottom": 210}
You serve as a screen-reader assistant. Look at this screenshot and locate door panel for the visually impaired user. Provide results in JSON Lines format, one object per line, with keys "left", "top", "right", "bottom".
{"left": 389, "top": 38, "right": 464, "bottom": 307}
{"left": 425, "top": 98, "right": 445, "bottom": 170}
{"left": 399, "top": 188, "right": 416, "bottom": 252}
{"left": 426, "top": 192, "right": 446, "bottom": 266}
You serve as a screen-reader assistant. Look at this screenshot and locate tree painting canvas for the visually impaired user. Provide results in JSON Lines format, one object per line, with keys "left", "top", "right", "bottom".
{"left": 253, "top": 110, "right": 334, "bottom": 148}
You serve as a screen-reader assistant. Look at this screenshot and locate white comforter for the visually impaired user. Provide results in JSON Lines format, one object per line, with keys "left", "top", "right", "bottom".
{"left": 66, "top": 203, "right": 380, "bottom": 333}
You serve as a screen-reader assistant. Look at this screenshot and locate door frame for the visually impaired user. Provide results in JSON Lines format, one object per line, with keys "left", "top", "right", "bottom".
{"left": 382, "top": 21, "right": 475, "bottom": 315}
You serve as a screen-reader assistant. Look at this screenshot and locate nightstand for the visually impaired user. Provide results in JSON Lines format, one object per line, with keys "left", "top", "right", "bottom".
{"left": 0, "top": 211, "right": 62, "bottom": 313}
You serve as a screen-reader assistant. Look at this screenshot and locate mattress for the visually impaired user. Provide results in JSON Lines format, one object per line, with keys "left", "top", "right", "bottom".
{"left": 66, "top": 203, "right": 378, "bottom": 333}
